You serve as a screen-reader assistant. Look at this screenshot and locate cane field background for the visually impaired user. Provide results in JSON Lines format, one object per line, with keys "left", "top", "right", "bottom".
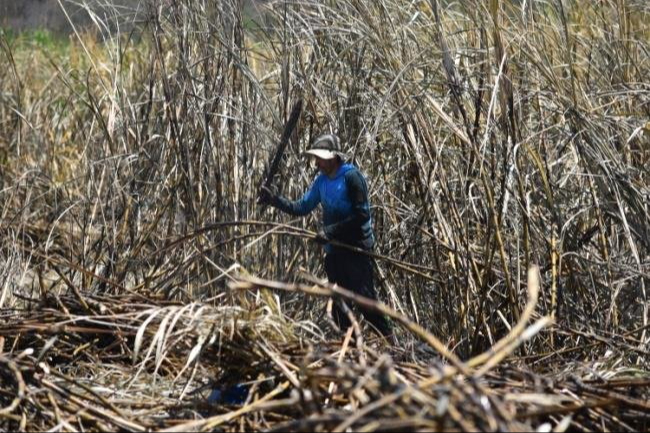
{"left": 0, "top": 0, "right": 649, "bottom": 431}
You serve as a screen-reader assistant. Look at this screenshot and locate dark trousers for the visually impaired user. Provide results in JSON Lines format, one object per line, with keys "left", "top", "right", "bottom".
{"left": 324, "top": 249, "right": 391, "bottom": 336}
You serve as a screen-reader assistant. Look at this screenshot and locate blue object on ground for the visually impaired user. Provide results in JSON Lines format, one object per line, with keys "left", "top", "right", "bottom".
{"left": 207, "top": 384, "right": 249, "bottom": 405}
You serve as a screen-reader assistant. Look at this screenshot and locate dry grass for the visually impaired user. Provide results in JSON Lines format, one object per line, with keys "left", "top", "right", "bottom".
{"left": 0, "top": 0, "right": 649, "bottom": 430}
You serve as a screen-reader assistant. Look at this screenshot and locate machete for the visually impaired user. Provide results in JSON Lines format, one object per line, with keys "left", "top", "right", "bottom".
{"left": 258, "top": 99, "right": 303, "bottom": 212}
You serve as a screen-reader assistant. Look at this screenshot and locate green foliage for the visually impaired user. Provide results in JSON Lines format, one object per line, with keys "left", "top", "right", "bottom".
{"left": 1, "top": 27, "right": 69, "bottom": 52}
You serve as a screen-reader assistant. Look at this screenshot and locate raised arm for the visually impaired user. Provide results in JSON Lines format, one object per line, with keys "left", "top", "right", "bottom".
{"left": 271, "top": 177, "right": 321, "bottom": 216}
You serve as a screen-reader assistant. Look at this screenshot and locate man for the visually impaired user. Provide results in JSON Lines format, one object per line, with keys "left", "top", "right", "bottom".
{"left": 260, "top": 134, "right": 391, "bottom": 337}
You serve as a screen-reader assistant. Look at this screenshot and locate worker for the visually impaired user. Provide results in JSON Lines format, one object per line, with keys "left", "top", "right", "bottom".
{"left": 259, "top": 133, "right": 392, "bottom": 337}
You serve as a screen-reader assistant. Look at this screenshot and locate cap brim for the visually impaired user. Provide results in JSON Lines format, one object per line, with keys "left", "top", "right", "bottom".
{"left": 304, "top": 149, "right": 339, "bottom": 160}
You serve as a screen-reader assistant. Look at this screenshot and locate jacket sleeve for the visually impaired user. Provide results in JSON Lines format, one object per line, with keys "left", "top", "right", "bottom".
{"left": 272, "top": 177, "right": 321, "bottom": 216}
{"left": 323, "top": 170, "right": 370, "bottom": 240}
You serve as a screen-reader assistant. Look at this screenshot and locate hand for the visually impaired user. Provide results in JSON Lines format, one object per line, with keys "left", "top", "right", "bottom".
{"left": 314, "top": 229, "right": 330, "bottom": 245}
{"left": 258, "top": 185, "right": 277, "bottom": 206}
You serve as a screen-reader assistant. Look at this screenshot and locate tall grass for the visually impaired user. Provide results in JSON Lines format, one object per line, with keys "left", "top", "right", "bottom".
{"left": 0, "top": 0, "right": 648, "bottom": 361}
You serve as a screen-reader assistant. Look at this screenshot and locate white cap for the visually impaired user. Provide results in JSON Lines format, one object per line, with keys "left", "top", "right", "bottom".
{"left": 304, "top": 134, "right": 347, "bottom": 160}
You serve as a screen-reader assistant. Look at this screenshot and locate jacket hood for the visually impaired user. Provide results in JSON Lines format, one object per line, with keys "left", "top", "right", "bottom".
{"left": 331, "top": 163, "right": 355, "bottom": 180}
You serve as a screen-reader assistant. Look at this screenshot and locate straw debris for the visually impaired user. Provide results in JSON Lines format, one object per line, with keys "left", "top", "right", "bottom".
{"left": 0, "top": 0, "right": 648, "bottom": 431}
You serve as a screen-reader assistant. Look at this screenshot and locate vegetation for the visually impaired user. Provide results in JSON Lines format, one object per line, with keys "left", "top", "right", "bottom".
{"left": 0, "top": 0, "right": 648, "bottom": 430}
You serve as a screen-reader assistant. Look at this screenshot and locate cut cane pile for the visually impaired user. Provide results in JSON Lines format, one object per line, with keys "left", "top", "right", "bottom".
{"left": 1, "top": 269, "right": 648, "bottom": 432}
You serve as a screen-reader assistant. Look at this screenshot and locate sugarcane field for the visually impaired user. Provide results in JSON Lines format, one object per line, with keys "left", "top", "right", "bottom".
{"left": 0, "top": 0, "right": 649, "bottom": 431}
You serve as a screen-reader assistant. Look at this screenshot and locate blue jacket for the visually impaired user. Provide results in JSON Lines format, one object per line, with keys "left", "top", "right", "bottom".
{"left": 274, "top": 163, "right": 375, "bottom": 252}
